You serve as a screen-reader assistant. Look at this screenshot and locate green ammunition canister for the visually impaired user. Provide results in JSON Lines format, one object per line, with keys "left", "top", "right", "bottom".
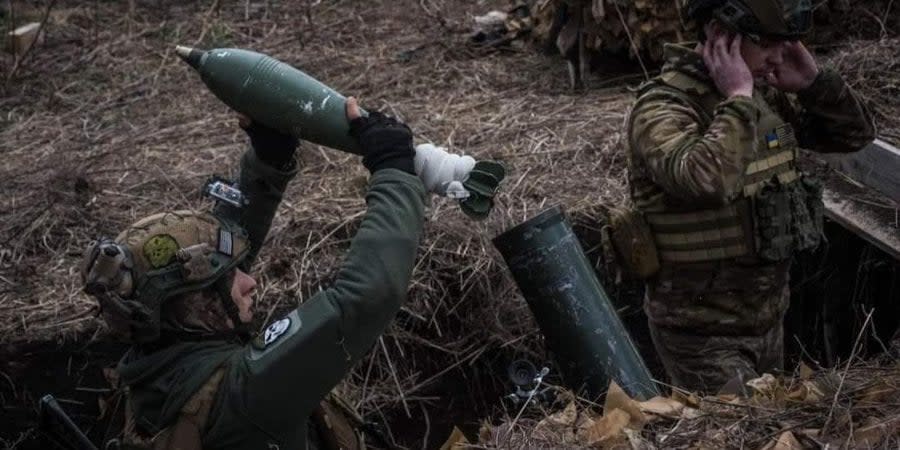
{"left": 493, "top": 206, "right": 660, "bottom": 400}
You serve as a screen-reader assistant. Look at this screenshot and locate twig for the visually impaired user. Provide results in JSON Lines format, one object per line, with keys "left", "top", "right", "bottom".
{"left": 822, "top": 309, "right": 875, "bottom": 433}
{"left": 379, "top": 337, "right": 411, "bottom": 418}
{"left": 5, "top": 0, "right": 57, "bottom": 84}
{"left": 6, "top": 0, "right": 14, "bottom": 58}
{"left": 0, "top": 370, "right": 15, "bottom": 392}
{"left": 205, "top": 0, "right": 221, "bottom": 17}
{"left": 859, "top": 6, "right": 887, "bottom": 37}
{"left": 883, "top": 0, "right": 896, "bottom": 25}
{"left": 757, "top": 416, "right": 821, "bottom": 444}
{"left": 127, "top": 0, "right": 136, "bottom": 34}
{"left": 419, "top": 402, "right": 431, "bottom": 450}
{"left": 503, "top": 380, "right": 538, "bottom": 445}
{"left": 611, "top": 0, "right": 649, "bottom": 81}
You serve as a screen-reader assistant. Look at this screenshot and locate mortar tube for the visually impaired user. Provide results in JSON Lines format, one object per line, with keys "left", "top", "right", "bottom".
{"left": 492, "top": 206, "right": 660, "bottom": 400}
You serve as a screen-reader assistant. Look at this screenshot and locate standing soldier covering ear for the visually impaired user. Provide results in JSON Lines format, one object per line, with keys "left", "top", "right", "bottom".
{"left": 81, "top": 97, "right": 426, "bottom": 449}
{"left": 624, "top": 0, "right": 875, "bottom": 393}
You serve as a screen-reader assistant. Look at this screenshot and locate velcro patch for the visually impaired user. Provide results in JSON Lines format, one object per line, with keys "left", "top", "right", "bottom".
{"left": 765, "top": 130, "right": 780, "bottom": 149}
{"left": 143, "top": 234, "right": 179, "bottom": 268}
{"left": 263, "top": 317, "right": 291, "bottom": 347}
{"left": 775, "top": 123, "right": 797, "bottom": 148}
{"left": 217, "top": 229, "right": 233, "bottom": 256}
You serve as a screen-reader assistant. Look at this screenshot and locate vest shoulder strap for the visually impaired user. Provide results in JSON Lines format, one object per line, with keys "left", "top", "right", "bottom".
{"left": 155, "top": 367, "right": 227, "bottom": 450}
{"left": 112, "top": 367, "right": 226, "bottom": 450}
{"left": 635, "top": 71, "right": 718, "bottom": 126}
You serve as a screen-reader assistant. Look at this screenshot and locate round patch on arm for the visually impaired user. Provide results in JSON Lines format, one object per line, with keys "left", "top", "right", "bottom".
{"left": 263, "top": 317, "right": 292, "bottom": 346}
{"left": 143, "top": 234, "right": 179, "bottom": 268}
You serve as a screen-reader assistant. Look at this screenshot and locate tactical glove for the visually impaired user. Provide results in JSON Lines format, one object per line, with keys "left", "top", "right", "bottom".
{"left": 242, "top": 121, "right": 298, "bottom": 171}
{"left": 348, "top": 111, "right": 416, "bottom": 175}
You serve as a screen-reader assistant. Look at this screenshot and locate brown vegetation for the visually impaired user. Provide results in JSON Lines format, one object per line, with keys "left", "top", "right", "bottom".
{"left": 1, "top": 0, "right": 898, "bottom": 448}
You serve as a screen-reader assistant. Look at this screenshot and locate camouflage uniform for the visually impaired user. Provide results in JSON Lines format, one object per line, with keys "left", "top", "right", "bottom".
{"left": 626, "top": 43, "right": 875, "bottom": 392}
{"left": 113, "top": 152, "right": 424, "bottom": 450}
{"left": 83, "top": 109, "right": 426, "bottom": 450}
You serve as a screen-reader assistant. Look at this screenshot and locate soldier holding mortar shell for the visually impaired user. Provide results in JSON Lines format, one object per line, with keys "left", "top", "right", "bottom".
{"left": 81, "top": 93, "right": 434, "bottom": 449}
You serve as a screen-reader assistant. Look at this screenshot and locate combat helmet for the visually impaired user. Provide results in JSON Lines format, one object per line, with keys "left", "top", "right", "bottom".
{"left": 684, "top": 0, "right": 813, "bottom": 42}
{"left": 81, "top": 211, "right": 250, "bottom": 343}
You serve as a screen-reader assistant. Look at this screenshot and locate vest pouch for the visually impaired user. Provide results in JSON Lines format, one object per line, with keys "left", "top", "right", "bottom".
{"left": 793, "top": 175, "right": 825, "bottom": 252}
{"left": 753, "top": 179, "right": 795, "bottom": 262}
{"left": 311, "top": 393, "right": 366, "bottom": 450}
{"left": 603, "top": 206, "right": 660, "bottom": 279}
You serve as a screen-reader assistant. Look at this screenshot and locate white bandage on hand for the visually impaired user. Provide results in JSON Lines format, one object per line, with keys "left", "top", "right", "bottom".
{"left": 414, "top": 143, "right": 475, "bottom": 199}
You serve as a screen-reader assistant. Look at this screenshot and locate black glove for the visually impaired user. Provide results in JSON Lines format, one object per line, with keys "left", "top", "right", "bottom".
{"left": 242, "top": 121, "right": 298, "bottom": 171}
{"left": 348, "top": 111, "right": 415, "bottom": 175}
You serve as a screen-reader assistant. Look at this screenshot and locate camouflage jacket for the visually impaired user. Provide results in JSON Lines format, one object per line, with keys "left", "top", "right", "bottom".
{"left": 628, "top": 43, "right": 874, "bottom": 211}
{"left": 626, "top": 43, "right": 875, "bottom": 334}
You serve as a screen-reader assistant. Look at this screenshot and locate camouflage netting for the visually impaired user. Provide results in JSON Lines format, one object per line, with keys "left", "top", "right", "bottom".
{"left": 496, "top": 0, "right": 900, "bottom": 89}
{"left": 529, "top": 0, "right": 690, "bottom": 63}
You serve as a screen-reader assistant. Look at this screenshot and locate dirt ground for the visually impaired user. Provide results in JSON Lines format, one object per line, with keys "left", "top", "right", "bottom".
{"left": 1, "top": 0, "right": 898, "bottom": 448}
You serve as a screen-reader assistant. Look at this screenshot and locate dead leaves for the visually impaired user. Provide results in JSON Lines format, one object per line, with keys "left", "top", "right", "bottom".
{"left": 475, "top": 365, "right": 900, "bottom": 449}
{"left": 440, "top": 426, "right": 470, "bottom": 450}
{"left": 758, "top": 431, "right": 803, "bottom": 450}
{"left": 637, "top": 396, "right": 685, "bottom": 419}
{"left": 849, "top": 416, "right": 900, "bottom": 447}
{"left": 526, "top": 381, "right": 703, "bottom": 449}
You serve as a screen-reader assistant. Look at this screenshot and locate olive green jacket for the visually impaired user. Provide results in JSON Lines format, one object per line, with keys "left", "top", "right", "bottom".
{"left": 118, "top": 147, "right": 426, "bottom": 449}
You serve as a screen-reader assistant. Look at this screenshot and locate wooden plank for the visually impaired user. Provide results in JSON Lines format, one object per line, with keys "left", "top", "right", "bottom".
{"left": 823, "top": 187, "right": 900, "bottom": 261}
{"left": 826, "top": 139, "right": 900, "bottom": 203}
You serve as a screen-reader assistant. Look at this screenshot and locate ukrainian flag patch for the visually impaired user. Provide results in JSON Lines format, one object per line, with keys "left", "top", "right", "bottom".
{"left": 765, "top": 130, "right": 780, "bottom": 149}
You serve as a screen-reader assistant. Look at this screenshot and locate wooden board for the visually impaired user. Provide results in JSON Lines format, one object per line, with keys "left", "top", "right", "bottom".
{"left": 822, "top": 187, "right": 900, "bottom": 261}
{"left": 826, "top": 139, "right": 900, "bottom": 204}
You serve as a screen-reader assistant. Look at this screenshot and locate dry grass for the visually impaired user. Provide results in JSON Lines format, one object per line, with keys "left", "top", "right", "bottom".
{"left": 1, "top": 0, "right": 898, "bottom": 447}
{"left": 479, "top": 356, "right": 900, "bottom": 449}
{"left": 0, "top": 0, "right": 632, "bottom": 344}
{"left": 0, "top": 1, "right": 630, "bottom": 443}
{"left": 823, "top": 37, "right": 900, "bottom": 142}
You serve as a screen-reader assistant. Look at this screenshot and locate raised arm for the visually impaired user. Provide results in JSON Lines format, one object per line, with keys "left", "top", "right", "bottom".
{"left": 214, "top": 120, "right": 299, "bottom": 269}
{"left": 767, "top": 68, "right": 876, "bottom": 154}
{"left": 221, "top": 100, "right": 426, "bottom": 440}
{"left": 629, "top": 91, "right": 759, "bottom": 206}
{"left": 629, "top": 30, "right": 761, "bottom": 207}
{"left": 754, "top": 41, "right": 874, "bottom": 154}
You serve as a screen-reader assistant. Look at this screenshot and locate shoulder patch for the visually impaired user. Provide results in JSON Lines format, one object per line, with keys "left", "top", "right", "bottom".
{"left": 217, "top": 228, "right": 233, "bottom": 256}
{"left": 263, "top": 317, "right": 291, "bottom": 346}
{"left": 144, "top": 234, "right": 179, "bottom": 268}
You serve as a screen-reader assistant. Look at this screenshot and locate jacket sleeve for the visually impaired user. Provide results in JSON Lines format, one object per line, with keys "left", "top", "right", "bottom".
{"left": 767, "top": 68, "right": 876, "bottom": 154}
{"left": 226, "top": 169, "right": 426, "bottom": 441}
{"left": 628, "top": 91, "right": 761, "bottom": 206}
{"left": 214, "top": 147, "right": 298, "bottom": 269}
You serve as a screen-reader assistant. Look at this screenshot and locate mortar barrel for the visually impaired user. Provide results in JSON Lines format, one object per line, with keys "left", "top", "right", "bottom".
{"left": 493, "top": 206, "right": 660, "bottom": 400}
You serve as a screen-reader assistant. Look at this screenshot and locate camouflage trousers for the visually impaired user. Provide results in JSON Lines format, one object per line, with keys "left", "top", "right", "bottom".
{"left": 642, "top": 260, "right": 790, "bottom": 393}
{"left": 649, "top": 322, "right": 784, "bottom": 394}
